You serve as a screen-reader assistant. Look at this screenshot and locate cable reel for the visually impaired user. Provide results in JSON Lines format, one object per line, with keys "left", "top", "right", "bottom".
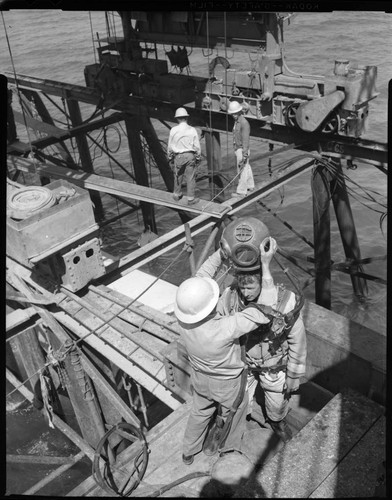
{"left": 92, "top": 422, "right": 149, "bottom": 497}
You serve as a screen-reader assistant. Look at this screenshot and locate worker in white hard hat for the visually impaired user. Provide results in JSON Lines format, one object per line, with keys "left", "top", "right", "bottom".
{"left": 167, "top": 107, "right": 202, "bottom": 205}
{"left": 227, "top": 100, "right": 255, "bottom": 198}
{"left": 196, "top": 217, "right": 307, "bottom": 445}
{"left": 174, "top": 273, "right": 271, "bottom": 465}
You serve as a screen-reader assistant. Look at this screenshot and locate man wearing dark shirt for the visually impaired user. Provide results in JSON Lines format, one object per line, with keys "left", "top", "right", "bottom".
{"left": 228, "top": 101, "right": 255, "bottom": 197}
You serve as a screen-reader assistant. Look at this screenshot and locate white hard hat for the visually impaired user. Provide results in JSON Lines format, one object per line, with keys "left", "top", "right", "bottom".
{"left": 174, "top": 277, "right": 220, "bottom": 324}
{"left": 227, "top": 101, "right": 243, "bottom": 114}
{"left": 175, "top": 107, "right": 189, "bottom": 118}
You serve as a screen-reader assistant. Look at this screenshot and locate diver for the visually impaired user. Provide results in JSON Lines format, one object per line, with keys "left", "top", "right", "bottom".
{"left": 196, "top": 216, "right": 307, "bottom": 446}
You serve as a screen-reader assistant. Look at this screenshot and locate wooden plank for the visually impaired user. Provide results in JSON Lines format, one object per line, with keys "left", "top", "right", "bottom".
{"left": 102, "top": 158, "right": 316, "bottom": 280}
{"left": 7, "top": 454, "right": 79, "bottom": 465}
{"left": 58, "top": 292, "right": 168, "bottom": 362}
{"left": 22, "top": 451, "right": 85, "bottom": 495}
{"left": 94, "top": 285, "right": 182, "bottom": 337}
{"left": 7, "top": 157, "right": 231, "bottom": 218}
{"left": 79, "top": 348, "right": 141, "bottom": 428}
{"left": 67, "top": 399, "right": 191, "bottom": 497}
{"left": 6, "top": 368, "right": 97, "bottom": 461}
{"left": 7, "top": 140, "right": 32, "bottom": 154}
{"left": 52, "top": 311, "right": 184, "bottom": 410}
{"left": 86, "top": 292, "right": 177, "bottom": 343}
{"left": 6, "top": 307, "right": 39, "bottom": 331}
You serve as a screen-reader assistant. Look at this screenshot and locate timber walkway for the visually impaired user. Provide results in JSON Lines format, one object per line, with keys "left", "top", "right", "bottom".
{"left": 68, "top": 385, "right": 385, "bottom": 497}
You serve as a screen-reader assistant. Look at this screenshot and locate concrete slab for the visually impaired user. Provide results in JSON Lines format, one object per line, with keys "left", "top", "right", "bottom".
{"left": 310, "top": 416, "right": 385, "bottom": 498}
{"left": 108, "top": 269, "right": 177, "bottom": 313}
{"left": 235, "top": 388, "right": 384, "bottom": 498}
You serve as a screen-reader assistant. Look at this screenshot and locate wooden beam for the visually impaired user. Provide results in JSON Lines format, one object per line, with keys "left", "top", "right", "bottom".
{"left": 7, "top": 157, "right": 231, "bottom": 218}
{"left": 22, "top": 452, "right": 85, "bottom": 496}
{"left": 312, "top": 164, "right": 331, "bottom": 309}
{"left": 6, "top": 368, "right": 97, "bottom": 461}
{"left": 66, "top": 98, "right": 104, "bottom": 219}
{"left": 80, "top": 350, "right": 141, "bottom": 428}
{"left": 51, "top": 310, "right": 184, "bottom": 411}
{"left": 103, "top": 159, "right": 315, "bottom": 279}
{"left": 330, "top": 160, "right": 368, "bottom": 298}
{"left": 124, "top": 116, "right": 157, "bottom": 233}
{"left": 7, "top": 454, "right": 79, "bottom": 465}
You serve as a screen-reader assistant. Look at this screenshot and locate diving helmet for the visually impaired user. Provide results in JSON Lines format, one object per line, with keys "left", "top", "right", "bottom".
{"left": 220, "top": 217, "right": 270, "bottom": 271}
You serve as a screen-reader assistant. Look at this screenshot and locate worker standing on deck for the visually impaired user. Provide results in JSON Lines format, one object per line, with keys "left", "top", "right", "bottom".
{"left": 167, "top": 108, "right": 202, "bottom": 205}
{"left": 228, "top": 101, "right": 255, "bottom": 197}
{"left": 197, "top": 217, "right": 307, "bottom": 445}
{"left": 174, "top": 271, "right": 270, "bottom": 465}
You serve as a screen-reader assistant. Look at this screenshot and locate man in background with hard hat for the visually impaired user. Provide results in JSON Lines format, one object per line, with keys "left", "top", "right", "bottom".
{"left": 167, "top": 107, "right": 202, "bottom": 205}
{"left": 174, "top": 266, "right": 271, "bottom": 466}
{"left": 196, "top": 217, "right": 307, "bottom": 444}
{"left": 227, "top": 101, "right": 255, "bottom": 197}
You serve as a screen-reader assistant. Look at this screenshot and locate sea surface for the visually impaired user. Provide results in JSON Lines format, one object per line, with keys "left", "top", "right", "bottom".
{"left": 2, "top": 9, "right": 389, "bottom": 496}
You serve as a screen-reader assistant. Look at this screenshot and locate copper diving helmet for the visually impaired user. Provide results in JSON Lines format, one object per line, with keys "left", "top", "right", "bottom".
{"left": 220, "top": 217, "right": 270, "bottom": 271}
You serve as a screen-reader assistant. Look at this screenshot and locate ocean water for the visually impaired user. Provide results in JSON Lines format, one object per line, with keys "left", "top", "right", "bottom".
{"left": 2, "top": 9, "right": 389, "bottom": 496}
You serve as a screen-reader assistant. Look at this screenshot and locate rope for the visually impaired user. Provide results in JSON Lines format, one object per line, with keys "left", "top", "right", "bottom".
{"left": 258, "top": 200, "right": 315, "bottom": 249}
{"left": 88, "top": 11, "right": 97, "bottom": 65}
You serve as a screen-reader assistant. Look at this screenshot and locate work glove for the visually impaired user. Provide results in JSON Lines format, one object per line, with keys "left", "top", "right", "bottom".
{"left": 283, "top": 375, "right": 300, "bottom": 400}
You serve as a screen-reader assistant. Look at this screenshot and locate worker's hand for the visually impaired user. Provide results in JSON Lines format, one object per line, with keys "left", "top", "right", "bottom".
{"left": 283, "top": 376, "right": 299, "bottom": 400}
{"left": 242, "top": 154, "right": 248, "bottom": 165}
{"left": 260, "top": 237, "right": 277, "bottom": 265}
{"left": 195, "top": 155, "right": 202, "bottom": 165}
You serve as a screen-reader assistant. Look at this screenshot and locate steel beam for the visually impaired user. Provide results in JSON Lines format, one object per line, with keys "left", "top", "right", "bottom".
{"left": 6, "top": 72, "right": 387, "bottom": 167}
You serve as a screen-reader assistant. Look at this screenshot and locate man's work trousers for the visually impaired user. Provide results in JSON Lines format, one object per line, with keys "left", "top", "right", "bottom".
{"left": 173, "top": 152, "right": 197, "bottom": 201}
{"left": 183, "top": 369, "right": 248, "bottom": 456}
{"left": 246, "top": 369, "right": 289, "bottom": 422}
{"left": 235, "top": 148, "right": 254, "bottom": 195}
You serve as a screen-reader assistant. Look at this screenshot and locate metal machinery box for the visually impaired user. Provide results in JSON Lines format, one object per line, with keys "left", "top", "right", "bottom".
{"left": 7, "top": 179, "right": 99, "bottom": 267}
{"left": 84, "top": 63, "right": 101, "bottom": 89}
{"left": 119, "top": 58, "right": 169, "bottom": 76}
{"left": 156, "top": 74, "right": 195, "bottom": 104}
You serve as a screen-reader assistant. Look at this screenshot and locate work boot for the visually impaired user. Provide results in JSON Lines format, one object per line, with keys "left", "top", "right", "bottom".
{"left": 203, "top": 415, "right": 225, "bottom": 456}
{"left": 173, "top": 192, "right": 183, "bottom": 201}
{"left": 231, "top": 192, "right": 246, "bottom": 198}
{"left": 187, "top": 197, "right": 200, "bottom": 205}
{"left": 269, "top": 418, "right": 292, "bottom": 443}
{"left": 182, "top": 453, "right": 194, "bottom": 465}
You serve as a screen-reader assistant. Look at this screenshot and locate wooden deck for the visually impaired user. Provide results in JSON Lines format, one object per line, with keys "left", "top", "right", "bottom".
{"left": 68, "top": 385, "right": 384, "bottom": 498}
{"left": 67, "top": 380, "right": 333, "bottom": 497}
